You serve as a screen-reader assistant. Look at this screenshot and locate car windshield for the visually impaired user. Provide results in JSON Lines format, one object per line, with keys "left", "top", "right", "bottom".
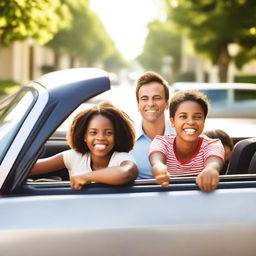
{"left": 200, "top": 88, "right": 256, "bottom": 105}
{"left": 200, "top": 89, "right": 228, "bottom": 104}
{"left": 172, "top": 83, "right": 256, "bottom": 121}
{"left": 0, "top": 89, "right": 36, "bottom": 163}
{"left": 234, "top": 89, "right": 256, "bottom": 101}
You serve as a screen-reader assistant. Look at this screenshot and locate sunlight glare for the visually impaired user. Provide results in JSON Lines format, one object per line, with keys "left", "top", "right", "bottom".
{"left": 90, "top": 0, "right": 160, "bottom": 60}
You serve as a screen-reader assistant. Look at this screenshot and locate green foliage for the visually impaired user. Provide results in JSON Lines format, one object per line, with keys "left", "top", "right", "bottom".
{"left": 0, "top": 79, "right": 20, "bottom": 96}
{"left": 235, "top": 75, "right": 256, "bottom": 84}
{"left": 47, "top": 0, "right": 125, "bottom": 70}
{"left": 167, "top": 0, "right": 256, "bottom": 61}
{"left": 235, "top": 46, "right": 256, "bottom": 69}
{"left": 103, "top": 50, "right": 128, "bottom": 72}
{"left": 174, "top": 72, "right": 196, "bottom": 82}
{"left": 166, "top": 0, "right": 256, "bottom": 81}
{"left": 0, "top": 0, "right": 71, "bottom": 45}
{"left": 137, "top": 20, "right": 182, "bottom": 76}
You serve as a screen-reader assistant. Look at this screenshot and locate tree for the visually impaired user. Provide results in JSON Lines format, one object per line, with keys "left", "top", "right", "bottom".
{"left": 47, "top": 0, "right": 125, "bottom": 70}
{"left": 137, "top": 20, "right": 182, "bottom": 82}
{"left": 166, "top": 0, "right": 256, "bottom": 82}
{"left": 103, "top": 48, "right": 127, "bottom": 73}
{"left": 0, "top": 0, "right": 71, "bottom": 45}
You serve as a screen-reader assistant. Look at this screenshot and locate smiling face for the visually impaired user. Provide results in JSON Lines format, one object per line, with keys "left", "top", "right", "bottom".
{"left": 137, "top": 82, "right": 169, "bottom": 123}
{"left": 170, "top": 100, "right": 205, "bottom": 144}
{"left": 84, "top": 114, "right": 115, "bottom": 159}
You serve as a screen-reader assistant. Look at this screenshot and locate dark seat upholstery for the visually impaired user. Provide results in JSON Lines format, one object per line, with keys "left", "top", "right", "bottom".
{"left": 30, "top": 140, "right": 70, "bottom": 181}
{"left": 248, "top": 152, "right": 256, "bottom": 174}
{"left": 226, "top": 138, "right": 256, "bottom": 175}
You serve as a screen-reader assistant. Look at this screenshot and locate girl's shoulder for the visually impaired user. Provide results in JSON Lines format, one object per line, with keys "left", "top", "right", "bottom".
{"left": 201, "top": 135, "right": 222, "bottom": 146}
{"left": 110, "top": 151, "right": 136, "bottom": 164}
{"left": 153, "top": 134, "right": 176, "bottom": 145}
{"left": 63, "top": 149, "right": 88, "bottom": 160}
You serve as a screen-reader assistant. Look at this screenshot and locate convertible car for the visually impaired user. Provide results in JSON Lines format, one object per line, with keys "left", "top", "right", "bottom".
{"left": 1, "top": 68, "right": 256, "bottom": 256}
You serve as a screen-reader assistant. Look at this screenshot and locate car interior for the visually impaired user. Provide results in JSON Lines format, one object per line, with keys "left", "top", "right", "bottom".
{"left": 28, "top": 133, "right": 256, "bottom": 183}
{"left": 29, "top": 138, "right": 70, "bottom": 181}
{"left": 226, "top": 137, "right": 256, "bottom": 175}
{"left": 21, "top": 131, "right": 256, "bottom": 199}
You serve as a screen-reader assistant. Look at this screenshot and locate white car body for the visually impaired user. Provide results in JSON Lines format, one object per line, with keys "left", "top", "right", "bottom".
{"left": 0, "top": 69, "right": 256, "bottom": 255}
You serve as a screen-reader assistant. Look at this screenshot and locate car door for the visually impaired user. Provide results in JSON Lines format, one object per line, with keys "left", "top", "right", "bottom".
{"left": 0, "top": 68, "right": 110, "bottom": 194}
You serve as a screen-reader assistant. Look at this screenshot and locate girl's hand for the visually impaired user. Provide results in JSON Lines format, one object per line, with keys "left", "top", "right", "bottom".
{"left": 70, "top": 173, "right": 91, "bottom": 190}
{"left": 152, "top": 162, "right": 170, "bottom": 187}
{"left": 196, "top": 167, "right": 219, "bottom": 192}
{"left": 150, "top": 152, "right": 170, "bottom": 187}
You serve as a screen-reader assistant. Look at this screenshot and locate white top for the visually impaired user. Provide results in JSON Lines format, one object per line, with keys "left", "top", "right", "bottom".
{"left": 63, "top": 150, "right": 135, "bottom": 176}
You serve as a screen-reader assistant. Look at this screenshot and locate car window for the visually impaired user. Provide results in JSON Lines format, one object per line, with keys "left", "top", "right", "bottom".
{"left": 200, "top": 89, "right": 228, "bottom": 104}
{"left": 0, "top": 89, "right": 36, "bottom": 163}
{"left": 234, "top": 89, "right": 256, "bottom": 101}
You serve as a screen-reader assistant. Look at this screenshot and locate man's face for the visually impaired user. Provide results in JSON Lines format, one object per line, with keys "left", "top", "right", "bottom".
{"left": 137, "top": 82, "right": 169, "bottom": 123}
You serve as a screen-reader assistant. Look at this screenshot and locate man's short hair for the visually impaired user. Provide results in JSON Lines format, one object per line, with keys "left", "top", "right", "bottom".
{"left": 135, "top": 71, "right": 169, "bottom": 102}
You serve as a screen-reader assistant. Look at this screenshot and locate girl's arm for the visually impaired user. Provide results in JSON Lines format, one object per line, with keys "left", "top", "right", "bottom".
{"left": 30, "top": 153, "right": 65, "bottom": 175}
{"left": 196, "top": 156, "right": 224, "bottom": 192}
{"left": 149, "top": 152, "right": 170, "bottom": 187}
{"left": 70, "top": 160, "right": 138, "bottom": 190}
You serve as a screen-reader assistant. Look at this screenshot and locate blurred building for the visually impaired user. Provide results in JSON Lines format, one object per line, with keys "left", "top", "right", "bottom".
{"left": 0, "top": 39, "right": 83, "bottom": 84}
{"left": 180, "top": 36, "right": 256, "bottom": 83}
{"left": 0, "top": 38, "right": 255, "bottom": 84}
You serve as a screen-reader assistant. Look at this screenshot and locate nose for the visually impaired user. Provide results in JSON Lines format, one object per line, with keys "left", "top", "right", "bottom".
{"left": 148, "top": 98, "right": 155, "bottom": 106}
{"left": 96, "top": 132, "right": 105, "bottom": 140}
{"left": 187, "top": 117, "right": 195, "bottom": 125}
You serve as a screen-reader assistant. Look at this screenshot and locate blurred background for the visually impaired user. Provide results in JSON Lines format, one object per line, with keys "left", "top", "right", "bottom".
{"left": 0, "top": 0, "right": 255, "bottom": 95}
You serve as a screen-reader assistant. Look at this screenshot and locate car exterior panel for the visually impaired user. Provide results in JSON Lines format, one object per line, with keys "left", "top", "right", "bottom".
{"left": 0, "top": 68, "right": 256, "bottom": 255}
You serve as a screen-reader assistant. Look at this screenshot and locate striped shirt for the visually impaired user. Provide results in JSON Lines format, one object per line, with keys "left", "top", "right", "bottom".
{"left": 149, "top": 134, "right": 224, "bottom": 177}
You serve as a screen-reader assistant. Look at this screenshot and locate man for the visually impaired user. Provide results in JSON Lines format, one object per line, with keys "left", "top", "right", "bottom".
{"left": 130, "top": 71, "right": 175, "bottom": 179}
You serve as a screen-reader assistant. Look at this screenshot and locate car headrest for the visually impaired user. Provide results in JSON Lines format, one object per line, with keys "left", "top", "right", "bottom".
{"left": 226, "top": 138, "right": 256, "bottom": 175}
{"left": 248, "top": 152, "right": 256, "bottom": 174}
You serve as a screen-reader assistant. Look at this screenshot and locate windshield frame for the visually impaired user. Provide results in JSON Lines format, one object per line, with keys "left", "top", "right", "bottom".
{"left": 0, "top": 83, "right": 49, "bottom": 188}
{"left": 0, "top": 88, "right": 37, "bottom": 163}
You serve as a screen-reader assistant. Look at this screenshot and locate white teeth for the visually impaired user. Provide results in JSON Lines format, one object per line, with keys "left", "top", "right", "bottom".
{"left": 184, "top": 129, "right": 196, "bottom": 134}
{"left": 94, "top": 144, "right": 106, "bottom": 150}
{"left": 146, "top": 110, "right": 156, "bottom": 113}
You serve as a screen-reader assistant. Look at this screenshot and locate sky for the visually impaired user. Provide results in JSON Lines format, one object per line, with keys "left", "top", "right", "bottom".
{"left": 90, "top": 0, "right": 161, "bottom": 60}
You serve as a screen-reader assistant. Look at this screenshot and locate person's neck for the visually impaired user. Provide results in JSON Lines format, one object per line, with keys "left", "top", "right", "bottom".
{"left": 142, "top": 117, "right": 166, "bottom": 140}
{"left": 90, "top": 154, "right": 111, "bottom": 170}
{"left": 174, "top": 137, "right": 200, "bottom": 162}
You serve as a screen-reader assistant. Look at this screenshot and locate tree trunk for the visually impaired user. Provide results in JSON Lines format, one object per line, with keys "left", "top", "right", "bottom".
{"left": 69, "top": 55, "right": 75, "bottom": 68}
{"left": 217, "top": 46, "right": 231, "bottom": 82}
{"left": 54, "top": 50, "right": 60, "bottom": 70}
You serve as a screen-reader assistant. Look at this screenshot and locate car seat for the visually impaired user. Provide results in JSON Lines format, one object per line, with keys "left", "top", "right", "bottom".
{"left": 30, "top": 140, "right": 70, "bottom": 181}
{"left": 226, "top": 138, "right": 256, "bottom": 175}
{"left": 248, "top": 152, "right": 256, "bottom": 174}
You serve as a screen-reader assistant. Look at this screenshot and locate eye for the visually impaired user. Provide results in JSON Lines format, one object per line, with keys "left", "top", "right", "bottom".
{"left": 194, "top": 115, "right": 203, "bottom": 120}
{"left": 179, "top": 115, "right": 187, "bottom": 119}
{"left": 140, "top": 96, "right": 148, "bottom": 102}
{"left": 153, "top": 96, "right": 162, "bottom": 101}
{"left": 88, "top": 130, "right": 97, "bottom": 135}
{"left": 105, "top": 130, "right": 113, "bottom": 136}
